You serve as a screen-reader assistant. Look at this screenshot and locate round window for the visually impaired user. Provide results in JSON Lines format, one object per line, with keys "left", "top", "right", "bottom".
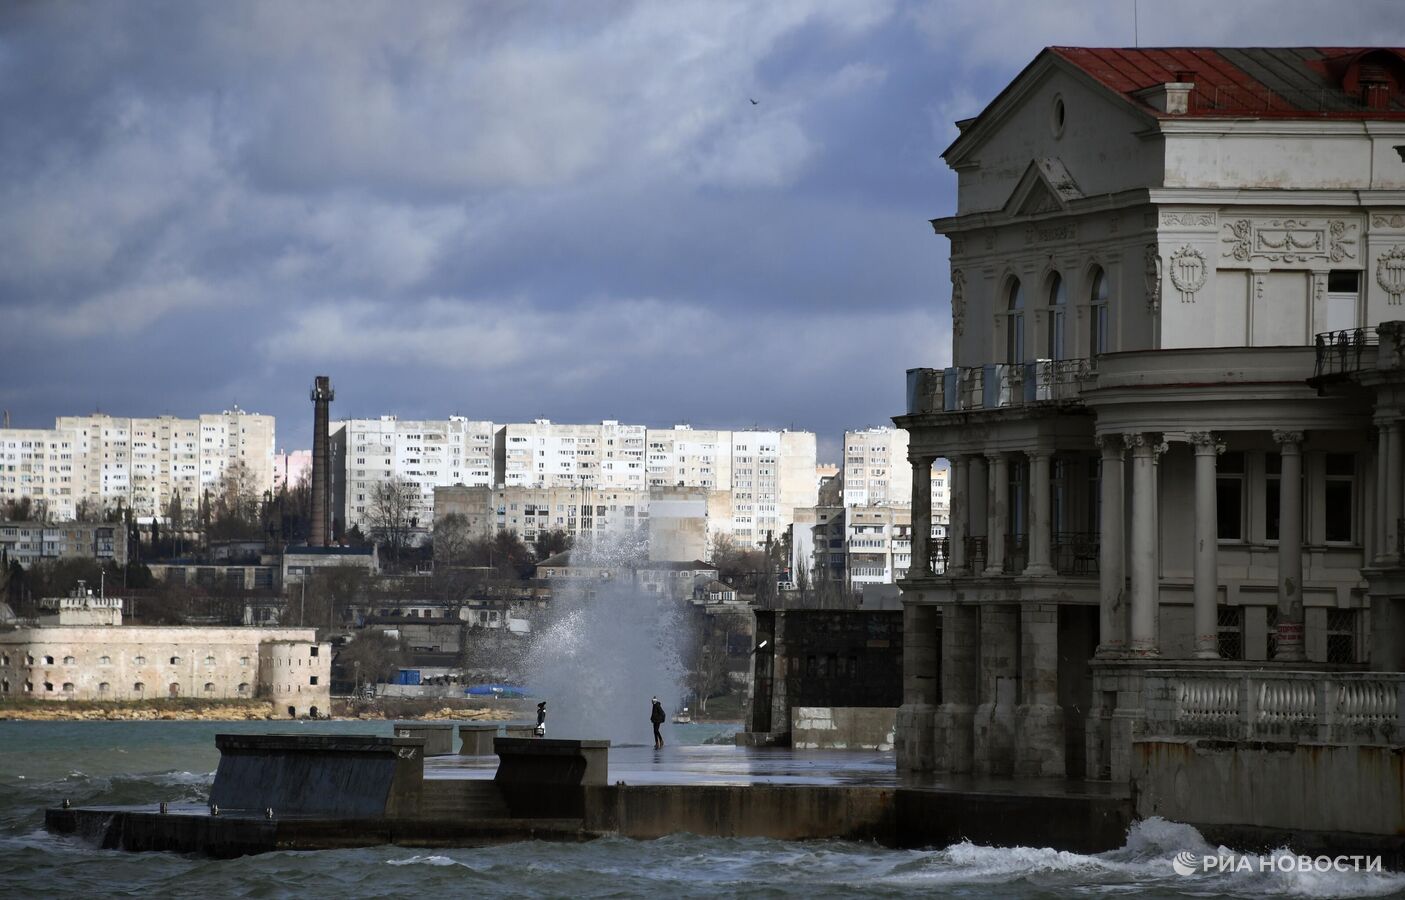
{"left": 1051, "top": 94, "right": 1066, "bottom": 138}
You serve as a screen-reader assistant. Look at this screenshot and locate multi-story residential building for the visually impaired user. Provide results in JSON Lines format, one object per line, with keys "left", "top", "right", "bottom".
{"left": 841, "top": 427, "right": 911, "bottom": 507}
{"left": 0, "top": 521, "right": 127, "bottom": 568}
{"left": 1, "top": 410, "right": 275, "bottom": 522}
{"left": 272, "top": 449, "right": 312, "bottom": 493}
{"left": 497, "top": 419, "right": 650, "bottom": 490}
{"left": 895, "top": 47, "right": 1405, "bottom": 788}
{"left": 730, "top": 430, "right": 818, "bottom": 547}
{"left": 435, "top": 484, "right": 653, "bottom": 543}
{"left": 647, "top": 425, "right": 733, "bottom": 489}
{"left": 339, "top": 416, "right": 495, "bottom": 530}
{"left": 0, "top": 427, "right": 82, "bottom": 520}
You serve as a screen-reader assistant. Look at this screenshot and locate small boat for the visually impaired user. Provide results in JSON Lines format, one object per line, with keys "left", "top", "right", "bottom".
{"left": 672, "top": 707, "right": 693, "bottom": 724}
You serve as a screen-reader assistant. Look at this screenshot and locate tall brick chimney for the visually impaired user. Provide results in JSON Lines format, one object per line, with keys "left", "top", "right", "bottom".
{"left": 309, "top": 376, "right": 334, "bottom": 547}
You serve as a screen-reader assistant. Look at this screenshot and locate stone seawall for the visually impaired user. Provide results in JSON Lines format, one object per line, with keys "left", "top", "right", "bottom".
{"left": 585, "top": 784, "right": 896, "bottom": 842}
{"left": 791, "top": 707, "right": 897, "bottom": 751}
{"left": 1133, "top": 738, "right": 1405, "bottom": 863}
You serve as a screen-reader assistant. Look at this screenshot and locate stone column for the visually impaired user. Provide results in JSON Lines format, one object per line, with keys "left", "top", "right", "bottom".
{"left": 1126, "top": 432, "right": 1162, "bottom": 657}
{"left": 1386, "top": 422, "right": 1402, "bottom": 566}
{"left": 1014, "top": 602, "right": 1064, "bottom": 776}
{"left": 933, "top": 603, "right": 979, "bottom": 773}
{"left": 968, "top": 455, "right": 988, "bottom": 571}
{"left": 1190, "top": 432, "right": 1222, "bottom": 659}
{"left": 1096, "top": 435, "right": 1126, "bottom": 656}
{"left": 973, "top": 603, "right": 1018, "bottom": 775}
{"left": 948, "top": 456, "right": 969, "bottom": 575}
{"left": 1274, "top": 430, "right": 1306, "bottom": 661}
{"left": 984, "top": 453, "right": 1009, "bottom": 576}
{"left": 910, "top": 455, "right": 933, "bottom": 577}
{"left": 1025, "top": 448, "right": 1054, "bottom": 576}
{"left": 897, "top": 600, "right": 939, "bottom": 770}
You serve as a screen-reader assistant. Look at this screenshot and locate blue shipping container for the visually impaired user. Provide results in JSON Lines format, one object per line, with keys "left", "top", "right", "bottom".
{"left": 393, "top": 669, "right": 421, "bottom": 686}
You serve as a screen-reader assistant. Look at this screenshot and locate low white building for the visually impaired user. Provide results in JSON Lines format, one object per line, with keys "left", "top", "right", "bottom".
{"left": 0, "top": 595, "right": 329, "bottom": 716}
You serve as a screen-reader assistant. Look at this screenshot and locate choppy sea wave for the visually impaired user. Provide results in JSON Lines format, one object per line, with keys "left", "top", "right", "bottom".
{"left": 2, "top": 722, "right": 1402, "bottom": 899}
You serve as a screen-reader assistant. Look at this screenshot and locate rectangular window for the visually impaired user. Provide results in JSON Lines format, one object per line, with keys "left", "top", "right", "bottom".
{"left": 1324, "top": 453, "right": 1355, "bottom": 543}
{"left": 1217, "top": 452, "right": 1245, "bottom": 541}
{"left": 1265, "top": 453, "right": 1281, "bottom": 542}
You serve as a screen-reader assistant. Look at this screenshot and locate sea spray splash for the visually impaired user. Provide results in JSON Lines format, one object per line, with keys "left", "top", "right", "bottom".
{"left": 520, "top": 532, "right": 689, "bottom": 744}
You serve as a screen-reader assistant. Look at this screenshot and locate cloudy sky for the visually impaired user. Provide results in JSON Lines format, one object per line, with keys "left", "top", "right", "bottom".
{"left": 2, "top": 1, "right": 1401, "bottom": 461}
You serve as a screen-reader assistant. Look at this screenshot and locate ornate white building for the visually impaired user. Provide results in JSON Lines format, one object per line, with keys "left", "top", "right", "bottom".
{"left": 896, "top": 47, "right": 1405, "bottom": 780}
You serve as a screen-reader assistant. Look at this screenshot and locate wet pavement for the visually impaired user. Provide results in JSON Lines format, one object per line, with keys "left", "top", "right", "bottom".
{"left": 426, "top": 743, "right": 900, "bottom": 786}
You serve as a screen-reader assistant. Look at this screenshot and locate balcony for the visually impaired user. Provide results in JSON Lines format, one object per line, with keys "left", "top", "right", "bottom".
{"left": 1052, "top": 531, "right": 1099, "bottom": 576}
{"left": 906, "top": 359, "right": 1093, "bottom": 415}
{"left": 1312, "top": 327, "right": 1376, "bottom": 379}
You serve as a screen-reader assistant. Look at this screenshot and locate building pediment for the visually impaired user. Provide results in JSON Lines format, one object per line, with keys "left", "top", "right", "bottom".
{"left": 1002, "top": 158, "right": 1085, "bottom": 219}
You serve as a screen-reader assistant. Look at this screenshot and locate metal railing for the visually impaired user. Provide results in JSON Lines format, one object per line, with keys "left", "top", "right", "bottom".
{"left": 1052, "top": 531, "right": 1099, "bottom": 576}
{"left": 1143, "top": 669, "right": 1404, "bottom": 745}
{"left": 1003, "top": 533, "right": 1027, "bottom": 574}
{"left": 964, "top": 536, "right": 987, "bottom": 573}
{"left": 1312, "top": 327, "right": 1374, "bottom": 378}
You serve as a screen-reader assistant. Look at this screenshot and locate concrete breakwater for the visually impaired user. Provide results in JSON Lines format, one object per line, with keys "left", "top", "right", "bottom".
{"left": 46, "top": 732, "right": 1138, "bottom": 858}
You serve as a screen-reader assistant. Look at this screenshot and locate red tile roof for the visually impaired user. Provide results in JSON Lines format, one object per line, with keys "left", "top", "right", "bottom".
{"left": 1051, "top": 47, "right": 1405, "bottom": 119}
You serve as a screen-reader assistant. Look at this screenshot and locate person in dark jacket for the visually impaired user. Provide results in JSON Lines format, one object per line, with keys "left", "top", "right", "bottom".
{"left": 650, "top": 696, "right": 666, "bottom": 748}
{"left": 535, "top": 701, "right": 546, "bottom": 737}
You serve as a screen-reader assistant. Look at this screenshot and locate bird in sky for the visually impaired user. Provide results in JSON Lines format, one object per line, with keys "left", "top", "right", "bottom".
{"left": 749, "top": 98, "right": 758, "bottom": 105}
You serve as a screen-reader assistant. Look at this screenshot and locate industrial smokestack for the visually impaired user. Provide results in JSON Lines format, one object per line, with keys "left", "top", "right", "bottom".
{"left": 309, "top": 376, "right": 334, "bottom": 547}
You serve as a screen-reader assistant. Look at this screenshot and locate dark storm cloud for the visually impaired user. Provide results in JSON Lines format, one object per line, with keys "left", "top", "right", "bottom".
{"left": 3, "top": 0, "right": 1403, "bottom": 458}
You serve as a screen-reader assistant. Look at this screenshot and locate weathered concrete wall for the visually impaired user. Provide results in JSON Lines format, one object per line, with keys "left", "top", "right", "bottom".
{"left": 208, "top": 734, "right": 424, "bottom": 818}
{"left": 585, "top": 784, "right": 894, "bottom": 842}
{"left": 894, "top": 786, "right": 1134, "bottom": 853}
{"left": 1133, "top": 738, "right": 1405, "bottom": 836}
{"left": 792, "top": 707, "right": 896, "bottom": 751}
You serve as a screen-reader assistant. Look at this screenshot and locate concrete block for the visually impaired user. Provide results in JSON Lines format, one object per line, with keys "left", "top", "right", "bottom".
{"left": 394, "top": 723, "right": 456, "bottom": 756}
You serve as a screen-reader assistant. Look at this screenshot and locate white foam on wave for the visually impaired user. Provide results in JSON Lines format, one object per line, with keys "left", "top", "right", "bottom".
{"left": 386, "top": 854, "right": 463, "bottom": 868}
{"left": 887, "top": 818, "right": 1405, "bottom": 899}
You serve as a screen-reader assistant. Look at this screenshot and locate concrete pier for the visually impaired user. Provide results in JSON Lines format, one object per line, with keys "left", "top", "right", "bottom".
{"left": 458, "top": 724, "right": 499, "bottom": 756}
{"left": 393, "top": 723, "right": 456, "bottom": 757}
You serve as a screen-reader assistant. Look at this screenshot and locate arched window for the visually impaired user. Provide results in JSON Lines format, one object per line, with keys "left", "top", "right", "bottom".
{"left": 133, "top": 682, "right": 145, "bottom": 695}
{"left": 203, "top": 682, "right": 216, "bottom": 693}
{"left": 237, "top": 682, "right": 250, "bottom": 694}
{"left": 62, "top": 682, "right": 74, "bottom": 693}
{"left": 98, "top": 682, "right": 110, "bottom": 694}
{"left": 1006, "top": 280, "right": 1026, "bottom": 363}
{"left": 1047, "top": 274, "right": 1067, "bottom": 360}
{"left": 1090, "top": 268, "right": 1110, "bottom": 355}
{"left": 169, "top": 683, "right": 181, "bottom": 698}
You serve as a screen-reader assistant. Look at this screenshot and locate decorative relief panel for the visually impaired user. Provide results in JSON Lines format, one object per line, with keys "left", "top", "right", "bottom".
{"left": 1379, "top": 246, "right": 1405, "bottom": 306}
{"left": 1372, "top": 214, "right": 1405, "bottom": 229}
{"left": 950, "top": 268, "right": 967, "bottom": 337}
{"left": 1024, "top": 222, "right": 1077, "bottom": 244}
{"left": 1162, "top": 211, "right": 1216, "bottom": 228}
{"left": 1144, "top": 245, "right": 1162, "bottom": 316}
{"left": 1168, "top": 245, "right": 1207, "bottom": 303}
{"left": 1218, "top": 217, "right": 1359, "bottom": 265}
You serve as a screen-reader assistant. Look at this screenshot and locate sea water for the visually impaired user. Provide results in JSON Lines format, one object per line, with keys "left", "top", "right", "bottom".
{"left": 3, "top": 721, "right": 1404, "bottom": 898}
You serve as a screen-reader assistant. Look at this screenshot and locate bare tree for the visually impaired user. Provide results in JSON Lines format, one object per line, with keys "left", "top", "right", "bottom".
{"left": 433, "top": 513, "right": 474, "bottom": 566}
{"left": 337, "top": 630, "right": 405, "bottom": 685}
{"left": 367, "top": 476, "right": 417, "bottom": 564}
{"left": 687, "top": 640, "right": 730, "bottom": 715}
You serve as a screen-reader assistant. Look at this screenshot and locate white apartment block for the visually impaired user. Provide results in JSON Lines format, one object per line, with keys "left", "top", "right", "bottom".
{"left": 0, "top": 428, "right": 81, "bottom": 521}
{"left": 730, "top": 430, "right": 818, "bottom": 547}
{"left": 500, "top": 419, "right": 647, "bottom": 489}
{"left": 841, "top": 427, "right": 911, "bottom": 507}
{"left": 2, "top": 410, "right": 275, "bottom": 522}
{"left": 341, "top": 416, "right": 495, "bottom": 531}
{"left": 647, "top": 425, "right": 733, "bottom": 490}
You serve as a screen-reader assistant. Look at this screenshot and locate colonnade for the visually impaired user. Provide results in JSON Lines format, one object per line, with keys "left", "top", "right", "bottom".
{"left": 907, "top": 428, "right": 1315, "bottom": 661}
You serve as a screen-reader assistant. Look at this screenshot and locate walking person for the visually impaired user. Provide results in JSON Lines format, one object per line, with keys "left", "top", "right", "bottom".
{"left": 650, "top": 696, "right": 666, "bottom": 749}
{"left": 535, "top": 700, "right": 547, "bottom": 737}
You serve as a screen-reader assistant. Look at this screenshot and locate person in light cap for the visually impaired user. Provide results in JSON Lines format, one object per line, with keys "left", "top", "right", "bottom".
{"left": 650, "top": 696, "right": 666, "bottom": 749}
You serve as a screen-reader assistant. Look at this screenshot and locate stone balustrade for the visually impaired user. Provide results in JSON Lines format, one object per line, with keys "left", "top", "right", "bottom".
{"left": 905, "top": 360, "right": 1093, "bottom": 415}
{"left": 1143, "top": 669, "right": 1405, "bottom": 745}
